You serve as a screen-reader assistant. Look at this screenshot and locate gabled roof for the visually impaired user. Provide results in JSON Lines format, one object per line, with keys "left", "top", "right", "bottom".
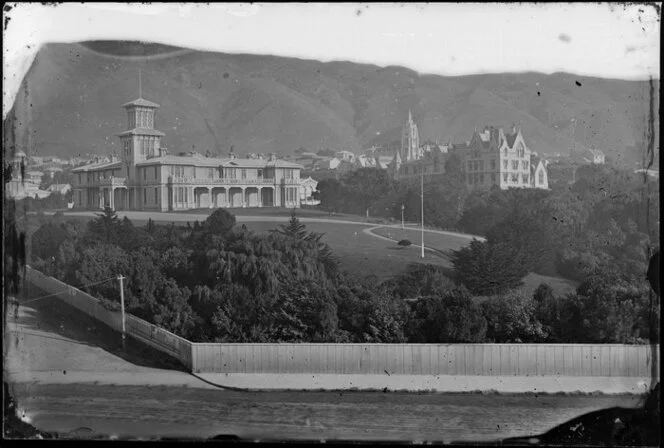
{"left": 505, "top": 131, "right": 519, "bottom": 149}
{"left": 122, "top": 97, "right": 160, "bottom": 108}
{"left": 71, "top": 160, "right": 122, "bottom": 172}
{"left": 136, "top": 155, "right": 222, "bottom": 167}
{"left": 117, "top": 128, "right": 165, "bottom": 137}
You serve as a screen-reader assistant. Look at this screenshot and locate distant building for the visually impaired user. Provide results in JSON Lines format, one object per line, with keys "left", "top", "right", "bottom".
{"left": 400, "top": 110, "right": 420, "bottom": 162}
{"left": 4, "top": 151, "right": 52, "bottom": 200}
{"left": 25, "top": 170, "right": 44, "bottom": 186}
{"left": 454, "top": 125, "right": 548, "bottom": 191}
{"left": 299, "top": 176, "right": 319, "bottom": 205}
{"left": 47, "top": 183, "right": 72, "bottom": 195}
{"left": 588, "top": 149, "right": 606, "bottom": 165}
{"left": 334, "top": 150, "right": 356, "bottom": 162}
{"left": 71, "top": 88, "right": 303, "bottom": 211}
{"left": 44, "top": 166, "right": 64, "bottom": 179}
{"left": 389, "top": 144, "right": 448, "bottom": 181}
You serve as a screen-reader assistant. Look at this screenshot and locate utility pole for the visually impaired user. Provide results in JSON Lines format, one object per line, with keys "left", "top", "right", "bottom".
{"left": 401, "top": 204, "right": 405, "bottom": 230}
{"left": 118, "top": 275, "right": 126, "bottom": 351}
{"left": 421, "top": 171, "right": 424, "bottom": 259}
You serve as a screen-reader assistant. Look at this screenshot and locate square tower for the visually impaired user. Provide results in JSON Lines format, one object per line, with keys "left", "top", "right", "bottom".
{"left": 117, "top": 97, "right": 165, "bottom": 180}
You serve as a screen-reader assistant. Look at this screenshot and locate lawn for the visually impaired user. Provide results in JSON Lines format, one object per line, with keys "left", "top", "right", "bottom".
{"left": 369, "top": 226, "right": 577, "bottom": 296}
{"left": 243, "top": 221, "right": 458, "bottom": 281}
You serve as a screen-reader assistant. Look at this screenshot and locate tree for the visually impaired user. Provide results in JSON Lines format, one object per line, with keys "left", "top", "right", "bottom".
{"left": 30, "top": 222, "right": 68, "bottom": 262}
{"left": 343, "top": 168, "right": 393, "bottom": 217}
{"left": 318, "top": 178, "right": 345, "bottom": 214}
{"left": 481, "top": 291, "right": 548, "bottom": 342}
{"left": 451, "top": 239, "right": 529, "bottom": 295}
{"left": 75, "top": 242, "right": 130, "bottom": 303}
{"left": 269, "top": 279, "right": 340, "bottom": 342}
{"left": 88, "top": 206, "right": 120, "bottom": 245}
{"left": 544, "top": 274, "right": 651, "bottom": 343}
{"left": 393, "top": 263, "right": 456, "bottom": 300}
{"left": 273, "top": 208, "right": 308, "bottom": 239}
{"left": 406, "top": 287, "right": 488, "bottom": 343}
{"left": 204, "top": 209, "right": 236, "bottom": 236}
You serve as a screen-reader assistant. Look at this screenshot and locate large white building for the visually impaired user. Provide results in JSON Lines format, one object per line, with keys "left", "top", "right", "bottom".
{"left": 388, "top": 112, "right": 549, "bottom": 190}
{"left": 71, "top": 92, "right": 304, "bottom": 211}
{"left": 455, "top": 126, "right": 548, "bottom": 190}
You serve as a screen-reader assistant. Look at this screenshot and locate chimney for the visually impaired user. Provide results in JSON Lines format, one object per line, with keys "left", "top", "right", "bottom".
{"left": 269, "top": 153, "right": 277, "bottom": 162}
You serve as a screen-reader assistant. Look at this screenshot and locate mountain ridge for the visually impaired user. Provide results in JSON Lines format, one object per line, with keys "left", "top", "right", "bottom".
{"left": 5, "top": 41, "right": 659, "bottom": 166}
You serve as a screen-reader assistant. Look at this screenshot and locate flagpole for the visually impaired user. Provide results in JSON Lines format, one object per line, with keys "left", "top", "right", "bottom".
{"left": 421, "top": 171, "right": 424, "bottom": 258}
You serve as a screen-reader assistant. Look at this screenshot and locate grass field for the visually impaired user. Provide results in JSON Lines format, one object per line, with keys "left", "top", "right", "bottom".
{"left": 369, "top": 226, "right": 577, "bottom": 296}
{"left": 243, "top": 221, "right": 455, "bottom": 280}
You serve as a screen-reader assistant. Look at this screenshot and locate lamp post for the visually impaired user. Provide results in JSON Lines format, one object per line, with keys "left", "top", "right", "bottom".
{"left": 421, "top": 171, "right": 424, "bottom": 259}
{"left": 118, "top": 275, "right": 126, "bottom": 351}
{"left": 401, "top": 204, "right": 405, "bottom": 230}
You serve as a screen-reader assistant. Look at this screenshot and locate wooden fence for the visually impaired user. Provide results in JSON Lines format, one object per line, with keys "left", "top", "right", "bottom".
{"left": 24, "top": 266, "right": 193, "bottom": 370}
{"left": 190, "top": 343, "right": 659, "bottom": 377}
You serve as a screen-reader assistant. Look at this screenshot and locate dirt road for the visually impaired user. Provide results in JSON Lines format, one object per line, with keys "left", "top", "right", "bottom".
{"left": 4, "top": 288, "right": 642, "bottom": 442}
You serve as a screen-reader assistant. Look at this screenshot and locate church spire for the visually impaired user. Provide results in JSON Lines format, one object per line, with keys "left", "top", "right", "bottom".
{"left": 408, "top": 109, "right": 413, "bottom": 123}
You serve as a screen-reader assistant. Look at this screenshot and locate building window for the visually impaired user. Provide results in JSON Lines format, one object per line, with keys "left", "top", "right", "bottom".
{"left": 479, "top": 161, "right": 484, "bottom": 171}
{"left": 503, "top": 173, "right": 508, "bottom": 182}
{"left": 143, "top": 189, "right": 147, "bottom": 204}
{"left": 539, "top": 170, "right": 544, "bottom": 185}
{"left": 524, "top": 174, "right": 530, "bottom": 184}
{"left": 467, "top": 161, "right": 472, "bottom": 171}
{"left": 490, "top": 159, "right": 496, "bottom": 170}
{"left": 242, "top": 169, "right": 247, "bottom": 180}
{"left": 503, "top": 160, "right": 508, "bottom": 169}
{"left": 258, "top": 169, "right": 263, "bottom": 179}
{"left": 209, "top": 168, "right": 214, "bottom": 179}
{"left": 511, "top": 173, "right": 518, "bottom": 182}
{"left": 155, "top": 187, "right": 158, "bottom": 204}
{"left": 491, "top": 173, "right": 496, "bottom": 183}
{"left": 143, "top": 168, "right": 146, "bottom": 180}
{"left": 154, "top": 167, "right": 158, "bottom": 179}
{"left": 480, "top": 173, "right": 485, "bottom": 183}
{"left": 512, "top": 160, "right": 518, "bottom": 170}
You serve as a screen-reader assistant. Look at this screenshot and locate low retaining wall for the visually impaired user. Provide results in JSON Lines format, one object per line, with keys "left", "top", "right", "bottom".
{"left": 195, "top": 373, "right": 654, "bottom": 394}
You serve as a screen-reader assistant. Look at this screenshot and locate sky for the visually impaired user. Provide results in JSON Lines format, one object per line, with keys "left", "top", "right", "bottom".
{"left": 2, "top": 2, "right": 661, "bottom": 118}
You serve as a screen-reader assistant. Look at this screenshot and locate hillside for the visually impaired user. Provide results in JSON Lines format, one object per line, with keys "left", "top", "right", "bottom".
{"left": 5, "top": 41, "right": 659, "bottom": 166}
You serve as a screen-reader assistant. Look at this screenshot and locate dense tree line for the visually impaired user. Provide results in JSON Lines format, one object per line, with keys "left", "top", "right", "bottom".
{"left": 27, "top": 205, "right": 658, "bottom": 344}
{"left": 318, "top": 163, "right": 659, "bottom": 298}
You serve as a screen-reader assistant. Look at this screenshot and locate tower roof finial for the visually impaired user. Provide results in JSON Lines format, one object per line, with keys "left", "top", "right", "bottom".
{"left": 408, "top": 109, "right": 413, "bottom": 122}
{"left": 138, "top": 68, "right": 142, "bottom": 99}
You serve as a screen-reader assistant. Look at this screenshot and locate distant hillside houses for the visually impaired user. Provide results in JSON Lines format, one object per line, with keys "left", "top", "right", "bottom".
{"left": 588, "top": 149, "right": 606, "bottom": 165}
{"left": 5, "top": 151, "right": 52, "bottom": 200}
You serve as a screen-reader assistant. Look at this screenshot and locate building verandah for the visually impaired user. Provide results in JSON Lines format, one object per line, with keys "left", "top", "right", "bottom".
{"left": 169, "top": 184, "right": 280, "bottom": 211}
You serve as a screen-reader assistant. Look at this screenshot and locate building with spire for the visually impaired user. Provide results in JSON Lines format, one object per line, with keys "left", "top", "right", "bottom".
{"left": 400, "top": 110, "right": 420, "bottom": 162}
{"left": 71, "top": 75, "right": 304, "bottom": 211}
